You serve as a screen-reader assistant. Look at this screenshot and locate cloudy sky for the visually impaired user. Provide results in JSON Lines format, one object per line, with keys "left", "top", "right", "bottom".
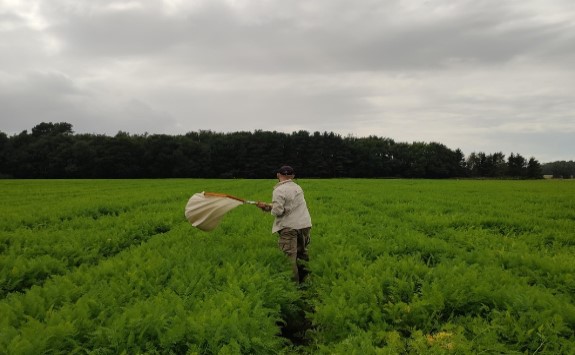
{"left": 1, "top": 0, "right": 574, "bottom": 162}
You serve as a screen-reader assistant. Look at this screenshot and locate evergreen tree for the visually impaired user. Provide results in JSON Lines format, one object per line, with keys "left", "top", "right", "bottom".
{"left": 507, "top": 153, "right": 527, "bottom": 177}
{"left": 526, "top": 157, "right": 543, "bottom": 179}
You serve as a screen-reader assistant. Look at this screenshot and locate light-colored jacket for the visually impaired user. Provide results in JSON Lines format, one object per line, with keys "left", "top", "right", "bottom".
{"left": 270, "top": 180, "right": 312, "bottom": 233}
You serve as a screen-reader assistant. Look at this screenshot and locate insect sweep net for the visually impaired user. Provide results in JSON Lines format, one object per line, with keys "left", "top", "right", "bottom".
{"left": 184, "top": 192, "right": 246, "bottom": 231}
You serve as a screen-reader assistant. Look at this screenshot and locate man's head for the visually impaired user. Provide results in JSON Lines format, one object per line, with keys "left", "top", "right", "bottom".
{"left": 277, "top": 165, "right": 295, "bottom": 180}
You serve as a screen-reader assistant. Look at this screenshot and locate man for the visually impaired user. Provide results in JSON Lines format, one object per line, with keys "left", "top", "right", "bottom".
{"left": 257, "top": 165, "right": 312, "bottom": 283}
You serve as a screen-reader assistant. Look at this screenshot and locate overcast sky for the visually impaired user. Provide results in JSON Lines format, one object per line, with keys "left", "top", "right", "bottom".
{"left": 1, "top": 0, "right": 574, "bottom": 162}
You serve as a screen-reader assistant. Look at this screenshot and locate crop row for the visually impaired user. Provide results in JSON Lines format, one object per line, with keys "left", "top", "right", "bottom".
{"left": 1, "top": 229, "right": 298, "bottom": 353}
{"left": 305, "top": 179, "right": 575, "bottom": 353}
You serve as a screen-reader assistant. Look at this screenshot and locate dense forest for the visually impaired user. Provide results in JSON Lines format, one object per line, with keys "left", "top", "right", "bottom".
{"left": 0, "top": 122, "right": 549, "bottom": 179}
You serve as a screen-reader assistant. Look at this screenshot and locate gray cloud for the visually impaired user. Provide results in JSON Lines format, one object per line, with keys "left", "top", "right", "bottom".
{"left": 45, "top": 5, "right": 187, "bottom": 57}
{"left": 1, "top": 0, "right": 574, "bottom": 161}
{"left": 39, "top": 0, "right": 575, "bottom": 71}
{"left": 0, "top": 71, "right": 84, "bottom": 132}
{"left": 0, "top": 70, "right": 176, "bottom": 135}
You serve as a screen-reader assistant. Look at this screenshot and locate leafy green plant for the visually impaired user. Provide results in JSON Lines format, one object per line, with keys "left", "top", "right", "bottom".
{"left": 0, "top": 179, "right": 574, "bottom": 354}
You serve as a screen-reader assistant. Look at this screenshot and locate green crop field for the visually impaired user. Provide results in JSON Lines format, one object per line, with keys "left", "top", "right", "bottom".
{"left": 1, "top": 179, "right": 574, "bottom": 354}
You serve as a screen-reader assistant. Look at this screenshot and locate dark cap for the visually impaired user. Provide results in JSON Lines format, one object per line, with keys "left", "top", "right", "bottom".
{"left": 277, "top": 165, "right": 295, "bottom": 175}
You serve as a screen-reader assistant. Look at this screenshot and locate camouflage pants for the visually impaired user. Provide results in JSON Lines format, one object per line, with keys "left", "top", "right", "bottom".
{"left": 278, "top": 227, "right": 311, "bottom": 283}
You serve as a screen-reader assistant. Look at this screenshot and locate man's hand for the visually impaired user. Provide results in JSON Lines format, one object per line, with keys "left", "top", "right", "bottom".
{"left": 256, "top": 202, "right": 272, "bottom": 212}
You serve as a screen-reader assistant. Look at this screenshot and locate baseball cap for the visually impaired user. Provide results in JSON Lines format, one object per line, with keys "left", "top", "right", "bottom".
{"left": 277, "top": 165, "right": 295, "bottom": 175}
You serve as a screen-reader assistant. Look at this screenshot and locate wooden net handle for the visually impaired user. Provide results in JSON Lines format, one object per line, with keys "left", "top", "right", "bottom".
{"left": 204, "top": 192, "right": 246, "bottom": 202}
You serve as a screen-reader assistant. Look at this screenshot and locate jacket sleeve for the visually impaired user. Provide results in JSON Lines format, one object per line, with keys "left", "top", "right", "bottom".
{"left": 271, "top": 188, "right": 286, "bottom": 217}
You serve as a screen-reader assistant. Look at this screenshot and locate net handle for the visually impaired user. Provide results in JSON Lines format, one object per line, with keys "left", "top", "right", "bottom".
{"left": 204, "top": 192, "right": 256, "bottom": 204}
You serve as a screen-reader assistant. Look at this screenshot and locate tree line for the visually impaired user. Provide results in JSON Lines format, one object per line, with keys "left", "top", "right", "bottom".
{"left": 0, "top": 122, "right": 545, "bottom": 179}
{"left": 541, "top": 160, "right": 575, "bottom": 179}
